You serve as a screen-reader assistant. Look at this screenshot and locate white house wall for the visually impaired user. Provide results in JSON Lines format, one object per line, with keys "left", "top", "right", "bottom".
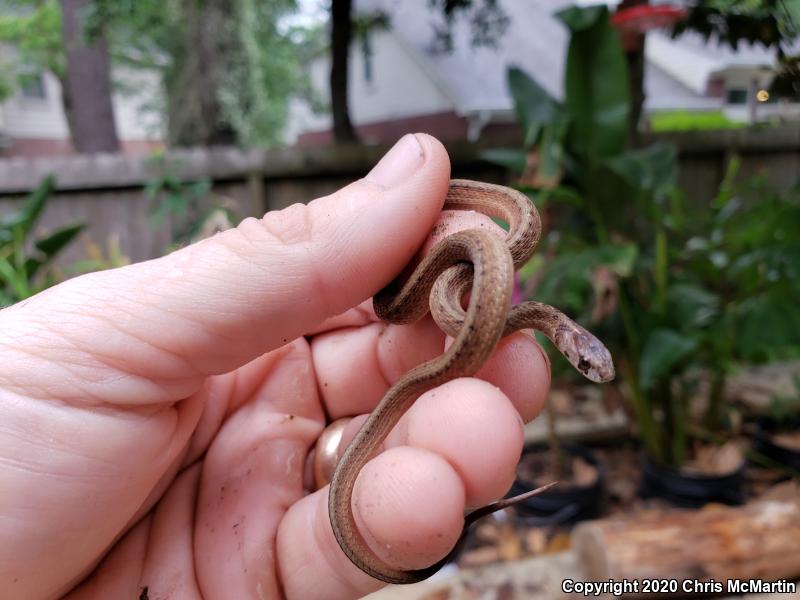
{"left": 646, "top": 34, "right": 720, "bottom": 95}
{"left": 0, "top": 64, "right": 162, "bottom": 144}
{"left": 722, "top": 67, "right": 774, "bottom": 94}
{"left": 1, "top": 71, "right": 71, "bottom": 139}
{"left": 289, "top": 30, "right": 454, "bottom": 140}
{"left": 110, "top": 68, "right": 163, "bottom": 141}
{"left": 349, "top": 31, "right": 453, "bottom": 122}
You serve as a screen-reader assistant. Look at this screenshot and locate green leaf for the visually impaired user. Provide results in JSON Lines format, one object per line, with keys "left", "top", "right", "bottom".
{"left": 666, "top": 284, "right": 719, "bottom": 330}
{"left": 0, "top": 174, "right": 56, "bottom": 239}
{"left": 535, "top": 243, "right": 637, "bottom": 312}
{"left": 639, "top": 328, "right": 698, "bottom": 389}
{"left": 0, "top": 71, "right": 12, "bottom": 101}
{"left": 34, "top": 222, "right": 85, "bottom": 258}
{"left": 538, "top": 112, "right": 570, "bottom": 179}
{"left": 783, "top": 1, "right": 800, "bottom": 31}
{"left": 557, "top": 5, "right": 630, "bottom": 158}
{"left": 597, "top": 244, "right": 638, "bottom": 276}
{"left": 536, "top": 185, "right": 584, "bottom": 208}
{"left": 605, "top": 143, "right": 678, "bottom": 197}
{"left": 0, "top": 254, "right": 30, "bottom": 301}
{"left": 26, "top": 222, "right": 86, "bottom": 279}
{"left": 555, "top": 5, "right": 606, "bottom": 32}
{"left": 506, "top": 66, "right": 562, "bottom": 149}
{"left": 479, "top": 148, "right": 526, "bottom": 173}
{"left": 734, "top": 293, "right": 800, "bottom": 362}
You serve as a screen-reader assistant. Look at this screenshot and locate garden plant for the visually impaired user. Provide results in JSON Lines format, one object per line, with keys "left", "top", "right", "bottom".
{"left": 485, "top": 4, "right": 800, "bottom": 491}
{"left": 0, "top": 175, "right": 85, "bottom": 307}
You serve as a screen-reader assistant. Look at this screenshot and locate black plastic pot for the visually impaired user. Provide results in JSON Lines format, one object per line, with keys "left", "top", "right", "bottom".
{"left": 751, "top": 417, "right": 800, "bottom": 473}
{"left": 507, "top": 444, "right": 605, "bottom": 526}
{"left": 639, "top": 453, "right": 745, "bottom": 507}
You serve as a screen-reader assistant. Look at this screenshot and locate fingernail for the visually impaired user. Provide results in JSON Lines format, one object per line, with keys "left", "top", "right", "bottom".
{"left": 366, "top": 134, "right": 424, "bottom": 188}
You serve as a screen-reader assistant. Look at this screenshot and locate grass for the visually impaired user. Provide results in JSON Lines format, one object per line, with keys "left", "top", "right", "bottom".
{"left": 649, "top": 110, "right": 747, "bottom": 132}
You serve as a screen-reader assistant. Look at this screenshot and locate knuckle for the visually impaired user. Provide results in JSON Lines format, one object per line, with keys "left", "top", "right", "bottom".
{"left": 259, "top": 202, "right": 315, "bottom": 246}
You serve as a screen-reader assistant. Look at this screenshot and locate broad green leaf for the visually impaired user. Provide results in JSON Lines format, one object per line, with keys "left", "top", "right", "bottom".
{"left": 0, "top": 254, "right": 30, "bottom": 301}
{"left": 0, "top": 174, "right": 56, "bottom": 238}
{"left": 26, "top": 222, "right": 86, "bottom": 279}
{"left": 506, "top": 67, "right": 561, "bottom": 149}
{"left": 543, "top": 243, "right": 637, "bottom": 281}
{"left": 666, "top": 284, "right": 719, "bottom": 330}
{"left": 536, "top": 185, "right": 584, "bottom": 208}
{"left": 596, "top": 244, "right": 638, "bottom": 276}
{"left": 734, "top": 293, "right": 800, "bottom": 362}
{"left": 34, "top": 222, "right": 85, "bottom": 258}
{"left": 555, "top": 5, "right": 606, "bottom": 32}
{"left": 479, "top": 148, "right": 526, "bottom": 173}
{"left": 784, "top": 1, "right": 800, "bottom": 31}
{"left": 538, "top": 112, "right": 570, "bottom": 179}
{"left": 606, "top": 143, "right": 678, "bottom": 197}
{"left": 557, "top": 5, "right": 630, "bottom": 158}
{"left": 639, "top": 328, "right": 698, "bottom": 389}
{"left": 535, "top": 243, "right": 637, "bottom": 311}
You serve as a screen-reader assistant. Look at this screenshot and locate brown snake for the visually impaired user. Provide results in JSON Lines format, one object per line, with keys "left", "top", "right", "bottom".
{"left": 324, "top": 179, "right": 615, "bottom": 584}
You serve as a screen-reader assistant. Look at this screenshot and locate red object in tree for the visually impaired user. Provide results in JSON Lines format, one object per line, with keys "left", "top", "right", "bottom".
{"left": 612, "top": 4, "right": 687, "bottom": 33}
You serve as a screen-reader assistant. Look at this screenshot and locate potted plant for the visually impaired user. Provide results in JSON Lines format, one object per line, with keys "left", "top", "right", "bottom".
{"left": 751, "top": 375, "right": 800, "bottom": 475}
{"left": 636, "top": 163, "right": 800, "bottom": 504}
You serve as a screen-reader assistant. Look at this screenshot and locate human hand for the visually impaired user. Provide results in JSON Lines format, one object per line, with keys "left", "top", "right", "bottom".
{"left": 0, "top": 134, "right": 550, "bottom": 600}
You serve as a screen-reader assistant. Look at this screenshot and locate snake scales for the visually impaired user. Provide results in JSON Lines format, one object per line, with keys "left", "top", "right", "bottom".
{"left": 323, "top": 179, "right": 615, "bottom": 584}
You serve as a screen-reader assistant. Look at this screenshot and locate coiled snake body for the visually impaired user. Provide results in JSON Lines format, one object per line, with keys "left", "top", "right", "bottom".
{"left": 326, "top": 179, "right": 615, "bottom": 584}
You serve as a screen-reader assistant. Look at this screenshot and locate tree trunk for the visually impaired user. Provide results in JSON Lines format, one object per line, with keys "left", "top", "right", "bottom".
{"left": 616, "top": 0, "right": 647, "bottom": 145}
{"left": 572, "top": 495, "right": 800, "bottom": 596}
{"left": 166, "top": 0, "right": 236, "bottom": 147}
{"left": 59, "top": 0, "right": 120, "bottom": 153}
{"left": 330, "top": 0, "right": 359, "bottom": 143}
{"left": 625, "top": 39, "right": 645, "bottom": 144}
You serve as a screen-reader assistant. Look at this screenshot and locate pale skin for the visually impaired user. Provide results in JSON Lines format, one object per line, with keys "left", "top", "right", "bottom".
{"left": 0, "top": 134, "right": 550, "bottom": 600}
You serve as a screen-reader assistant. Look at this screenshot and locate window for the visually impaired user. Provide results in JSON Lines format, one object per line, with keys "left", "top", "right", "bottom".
{"left": 21, "top": 74, "right": 46, "bottom": 100}
{"left": 360, "top": 35, "right": 374, "bottom": 86}
{"left": 726, "top": 88, "right": 747, "bottom": 105}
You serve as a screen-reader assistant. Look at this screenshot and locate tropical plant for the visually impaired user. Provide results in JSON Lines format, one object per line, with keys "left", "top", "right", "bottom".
{"left": 484, "top": 4, "right": 640, "bottom": 475}
{"left": 0, "top": 175, "right": 85, "bottom": 306}
{"left": 485, "top": 4, "right": 800, "bottom": 468}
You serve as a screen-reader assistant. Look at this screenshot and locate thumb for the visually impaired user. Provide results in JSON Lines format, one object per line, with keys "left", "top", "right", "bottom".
{"left": 1, "top": 134, "right": 450, "bottom": 389}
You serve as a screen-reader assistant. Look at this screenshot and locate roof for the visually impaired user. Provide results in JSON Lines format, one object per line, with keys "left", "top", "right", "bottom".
{"left": 355, "top": 0, "right": 785, "bottom": 114}
{"left": 356, "top": 0, "right": 571, "bottom": 113}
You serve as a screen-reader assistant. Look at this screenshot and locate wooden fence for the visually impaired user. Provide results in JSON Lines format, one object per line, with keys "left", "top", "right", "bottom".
{"left": 0, "top": 126, "right": 797, "bottom": 266}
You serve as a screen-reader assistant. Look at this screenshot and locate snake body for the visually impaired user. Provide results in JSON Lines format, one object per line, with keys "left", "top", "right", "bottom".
{"left": 327, "top": 180, "right": 614, "bottom": 584}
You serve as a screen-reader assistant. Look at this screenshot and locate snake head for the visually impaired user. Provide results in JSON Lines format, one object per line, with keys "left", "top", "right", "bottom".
{"left": 554, "top": 327, "right": 615, "bottom": 383}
